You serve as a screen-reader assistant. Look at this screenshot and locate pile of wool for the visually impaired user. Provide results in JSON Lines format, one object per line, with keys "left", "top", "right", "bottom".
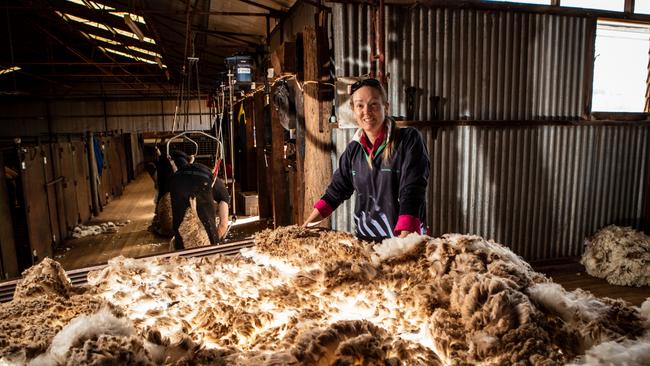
{"left": 154, "top": 192, "right": 174, "bottom": 237}
{"left": 71, "top": 222, "right": 125, "bottom": 239}
{"left": 581, "top": 225, "right": 650, "bottom": 286}
{"left": 4, "top": 227, "right": 649, "bottom": 365}
{"left": 0, "top": 259, "right": 112, "bottom": 364}
{"left": 177, "top": 197, "right": 210, "bottom": 249}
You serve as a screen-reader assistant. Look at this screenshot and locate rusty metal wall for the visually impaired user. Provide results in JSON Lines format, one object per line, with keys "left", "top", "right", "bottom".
{"left": 332, "top": 125, "right": 649, "bottom": 261}
{"left": 333, "top": 3, "right": 592, "bottom": 121}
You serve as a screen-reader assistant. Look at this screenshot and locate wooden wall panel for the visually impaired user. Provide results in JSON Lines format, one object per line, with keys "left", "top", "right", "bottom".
{"left": 107, "top": 137, "right": 124, "bottom": 197}
{"left": 98, "top": 138, "right": 111, "bottom": 207}
{"left": 41, "top": 144, "right": 63, "bottom": 245}
{"left": 72, "top": 140, "right": 92, "bottom": 224}
{"left": 0, "top": 154, "right": 18, "bottom": 278}
{"left": 19, "top": 146, "right": 52, "bottom": 261}
{"left": 58, "top": 142, "right": 80, "bottom": 231}
{"left": 116, "top": 136, "right": 129, "bottom": 186}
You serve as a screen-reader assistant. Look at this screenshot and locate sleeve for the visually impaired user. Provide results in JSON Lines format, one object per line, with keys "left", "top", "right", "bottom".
{"left": 398, "top": 129, "right": 430, "bottom": 218}
{"left": 320, "top": 144, "right": 356, "bottom": 212}
{"left": 212, "top": 178, "right": 231, "bottom": 204}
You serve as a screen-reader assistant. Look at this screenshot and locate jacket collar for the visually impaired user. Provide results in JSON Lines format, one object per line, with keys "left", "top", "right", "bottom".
{"left": 352, "top": 117, "right": 394, "bottom": 144}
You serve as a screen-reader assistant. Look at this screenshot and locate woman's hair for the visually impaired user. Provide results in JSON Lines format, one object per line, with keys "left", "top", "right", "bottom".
{"left": 349, "top": 78, "right": 397, "bottom": 164}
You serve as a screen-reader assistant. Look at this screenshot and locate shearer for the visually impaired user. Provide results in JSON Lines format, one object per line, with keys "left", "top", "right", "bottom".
{"left": 302, "top": 78, "right": 430, "bottom": 242}
{"left": 150, "top": 149, "right": 188, "bottom": 236}
{"left": 169, "top": 151, "right": 230, "bottom": 249}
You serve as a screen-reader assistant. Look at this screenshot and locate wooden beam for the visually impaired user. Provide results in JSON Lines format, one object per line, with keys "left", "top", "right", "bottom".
{"left": 582, "top": 18, "right": 597, "bottom": 119}
{"left": 253, "top": 90, "right": 272, "bottom": 219}
{"left": 302, "top": 26, "right": 333, "bottom": 228}
{"left": 243, "top": 97, "right": 258, "bottom": 192}
{"left": 625, "top": 0, "right": 635, "bottom": 13}
{"left": 269, "top": 84, "right": 290, "bottom": 226}
{"left": 0, "top": 154, "right": 19, "bottom": 278}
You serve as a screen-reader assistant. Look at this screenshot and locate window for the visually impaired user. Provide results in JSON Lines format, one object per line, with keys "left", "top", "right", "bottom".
{"left": 591, "top": 21, "right": 650, "bottom": 112}
{"left": 636, "top": 1, "right": 650, "bottom": 14}
{"left": 561, "top": 0, "right": 624, "bottom": 12}
{"left": 485, "top": 0, "right": 551, "bottom": 4}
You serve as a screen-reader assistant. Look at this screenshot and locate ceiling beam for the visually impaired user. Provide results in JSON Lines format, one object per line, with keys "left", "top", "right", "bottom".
{"left": 236, "top": 0, "right": 287, "bottom": 13}
{"left": 33, "top": 22, "right": 148, "bottom": 97}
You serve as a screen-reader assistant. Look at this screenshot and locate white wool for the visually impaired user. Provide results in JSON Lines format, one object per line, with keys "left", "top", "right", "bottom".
{"left": 641, "top": 298, "right": 650, "bottom": 330}
{"left": 566, "top": 338, "right": 650, "bottom": 366}
{"left": 581, "top": 225, "right": 650, "bottom": 287}
{"left": 527, "top": 283, "right": 607, "bottom": 323}
{"left": 371, "top": 233, "right": 427, "bottom": 265}
{"left": 28, "top": 307, "right": 134, "bottom": 366}
{"left": 0, "top": 354, "right": 26, "bottom": 366}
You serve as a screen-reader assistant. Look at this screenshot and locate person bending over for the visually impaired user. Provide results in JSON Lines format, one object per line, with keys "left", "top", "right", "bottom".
{"left": 170, "top": 156, "right": 230, "bottom": 250}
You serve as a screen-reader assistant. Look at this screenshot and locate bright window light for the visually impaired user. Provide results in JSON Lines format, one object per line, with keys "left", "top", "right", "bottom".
{"left": 636, "top": 2, "right": 650, "bottom": 14}
{"left": 126, "top": 45, "right": 161, "bottom": 59}
{"left": 58, "top": 12, "right": 155, "bottom": 44}
{"left": 56, "top": 11, "right": 112, "bottom": 33}
{"left": 484, "top": 0, "right": 551, "bottom": 4}
{"left": 562, "top": 0, "right": 624, "bottom": 12}
{"left": 101, "top": 47, "right": 157, "bottom": 64}
{"left": 66, "top": 0, "right": 146, "bottom": 24}
{"left": 591, "top": 21, "right": 650, "bottom": 112}
{"left": 87, "top": 33, "right": 122, "bottom": 45}
{"left": 0, "top": 66, "right": 21, "bottom": 75}
{"left": 66, "top": 0, "right": 114, "bottom": 11}
{"left": 114, "top": 27, "right": 156, "bottom": 44}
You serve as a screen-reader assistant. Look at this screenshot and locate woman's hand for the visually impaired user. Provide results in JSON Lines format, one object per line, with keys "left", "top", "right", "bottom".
{"left": 302, "top": 208, "right": 324, "bottom": 228}
{"left": 398, "top": 230, "right": 411, "bottom": 238}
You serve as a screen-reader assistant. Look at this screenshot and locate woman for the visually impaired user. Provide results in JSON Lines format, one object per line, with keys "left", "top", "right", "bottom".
{"left": 302, "top": 78, "right": 430, "bottom": 241}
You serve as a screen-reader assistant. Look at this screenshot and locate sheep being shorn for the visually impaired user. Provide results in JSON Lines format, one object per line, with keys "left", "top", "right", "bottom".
{"left": 154, "top": 192, "right": 174, "bottom": 237}
{"left": 4, "top": 226, "right": 649, "bottom": 365}
{"left": 177, "top": 197, "right": 211, "bottom": 249}
{"left": 581, "top": 225, "right": 650, "bottom": 287}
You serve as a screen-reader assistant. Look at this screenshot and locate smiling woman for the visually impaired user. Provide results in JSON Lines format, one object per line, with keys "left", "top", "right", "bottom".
{"left": 302, "top": 78, "right": 430, "bottom": 243}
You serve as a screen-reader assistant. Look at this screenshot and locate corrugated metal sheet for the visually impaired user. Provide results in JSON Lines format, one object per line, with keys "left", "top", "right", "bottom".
{"left": 333, "top": 4, "right": 593, "bottom": 121}
{"left": 332, "top": 125, "right": 649, "bottom": 261}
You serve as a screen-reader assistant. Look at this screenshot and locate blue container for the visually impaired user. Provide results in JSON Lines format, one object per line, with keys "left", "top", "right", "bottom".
{"left": 225, "top": 55, "right": 254, "bottom": 85}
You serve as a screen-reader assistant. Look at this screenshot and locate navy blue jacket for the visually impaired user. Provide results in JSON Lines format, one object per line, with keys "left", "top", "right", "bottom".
{"left": 322, "top": 121, "right": 429, "bottom": 241}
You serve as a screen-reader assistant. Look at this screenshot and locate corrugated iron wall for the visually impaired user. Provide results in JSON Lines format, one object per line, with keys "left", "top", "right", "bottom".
{"left": 333, "top": 3, "right": 593, "bottom": 120}
{"left": 333, "top": 125, "right": 649, "bottom": 260}
{"left": 331, "top": 3, "right": 648, "bottom": 260}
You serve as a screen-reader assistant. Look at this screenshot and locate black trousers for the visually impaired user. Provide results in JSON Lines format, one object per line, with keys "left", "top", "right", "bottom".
{"left": 170, "top": 173, "right": 218, "bottom": 250}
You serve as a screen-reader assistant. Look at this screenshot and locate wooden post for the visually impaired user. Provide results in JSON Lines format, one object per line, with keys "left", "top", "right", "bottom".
{"left": 0, "top": 154, "right": 18, "bottom": 278}
{"left": 302, "top": 25, "right": 333, "bottom": 228}
{"left": 243, "top": 97, "right": 258, "bottom": 192}
{"left": 270, "top": 84, "right": 291, "bottom": 226}
{"left": 253, "top": 90, "right": 272, "bottom": 219}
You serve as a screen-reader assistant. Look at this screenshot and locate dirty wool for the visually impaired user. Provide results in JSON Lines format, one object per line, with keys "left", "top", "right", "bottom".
{"left": 1, "top": 226, "right": 648, "bottom": 365}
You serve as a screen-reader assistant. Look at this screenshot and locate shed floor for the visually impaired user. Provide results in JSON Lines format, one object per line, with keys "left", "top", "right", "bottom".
{"left": 532, "top": 259, "right": 649, "bottom": 307}
{"left": 52, "top": 174, "right": 648, "bottom": 307}
{"left": 53, "top": 173, "right": 270, "bottom": 271}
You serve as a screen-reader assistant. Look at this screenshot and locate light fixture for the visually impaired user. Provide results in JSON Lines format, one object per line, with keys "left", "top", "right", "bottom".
{"left": 124, "top": 14, "right": 144, "bottom": 41}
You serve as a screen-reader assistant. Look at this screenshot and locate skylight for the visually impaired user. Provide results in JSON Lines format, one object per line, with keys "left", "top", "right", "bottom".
{"left": 100, "top": 47, "right": 166, "bottom": 68}
{"left": 66, "top": 0, "right": 146, "bottom": 24}
{"left": 0, "top": 66, "right": 21, "bottom": 75}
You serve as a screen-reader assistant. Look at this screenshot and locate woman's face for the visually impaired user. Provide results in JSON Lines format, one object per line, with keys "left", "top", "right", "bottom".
{"left": 351, "top": 86, "right": 388, "bottom": 135}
